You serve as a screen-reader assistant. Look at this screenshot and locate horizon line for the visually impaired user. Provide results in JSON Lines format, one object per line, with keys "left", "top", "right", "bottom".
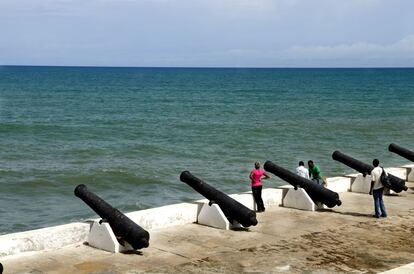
{"left": 1, "top": 64, "right": 414, "bottom": 69}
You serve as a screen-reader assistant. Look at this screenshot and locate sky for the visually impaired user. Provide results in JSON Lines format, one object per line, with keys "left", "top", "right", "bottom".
{"left": 0, "top": 0, "right": 413, "bottom": 67}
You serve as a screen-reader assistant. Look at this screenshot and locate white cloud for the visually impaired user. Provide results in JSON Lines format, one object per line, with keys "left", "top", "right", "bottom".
{"left": 285, "top": 35, "right": 414, "bottom": 59}
{"left": 209, "top": 35, "right": 414, "bottom": 67}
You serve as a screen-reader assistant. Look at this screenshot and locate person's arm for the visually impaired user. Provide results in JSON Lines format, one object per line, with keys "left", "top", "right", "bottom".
{"left": 369, "top": 170, "right": 375, "bottom": 195}
{"left": 316, "top": 166, "right": 322, "bottom": 178}
{"left": 263, "top": 172, "right": 270, "bottom": 179}
{"left": 249, "top": 171, "right": 254, "bottom": 182}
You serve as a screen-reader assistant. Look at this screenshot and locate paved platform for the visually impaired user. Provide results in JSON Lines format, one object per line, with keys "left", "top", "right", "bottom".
{"left": 2, "top": 182, "right": 414, "bottom": 274}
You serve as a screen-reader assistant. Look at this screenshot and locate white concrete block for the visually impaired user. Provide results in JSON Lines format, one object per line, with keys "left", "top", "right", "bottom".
{"left": 262, "top": 188, "right": 283, "bottom": 207}
{"left": 380, "top": 262, "right": 414, "bottom": 274}
{"left": 88, "top": 221, "right": 133, "bottom": 253}
{"left": 199, "top": 188, "right": 283, "bottom": 213}
{"left": 0, "top": 223, "right": 90, "bottom": 258}
{"left": 231, "top": 188, "right": 283, "bottom": 210}
{"left": 229, "top": 193, "right": 255, "bottom": 210}
{"left": 402, "top": 164, "right": 414, "bottom": 181}
{"left": 325, "top": 177, "right": 351, "bottom": 193}
{"left": 347, "top": 173, "right": 372, "bottom": 194}
{"left": 197, "top": 203, "right": 230, "bottom": 230}
{"left": 125, "top": 202, "right": 199, "bottom": 231}
{"left": 408, "top": 168, "right": 414, "bottom": 182}
{"left": 281, "top": 186, "right": 315, "bottom": 211}
{"left": 385, "top": 167, "right": 406, "bottom": 180}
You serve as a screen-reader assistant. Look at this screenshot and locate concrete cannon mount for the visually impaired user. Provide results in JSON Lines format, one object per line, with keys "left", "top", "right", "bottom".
{"left": 0, "top": 181, "right": 413, "bottom": 273}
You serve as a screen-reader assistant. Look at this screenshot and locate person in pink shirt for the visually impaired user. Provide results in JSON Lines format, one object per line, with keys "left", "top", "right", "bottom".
{"left": 249, "top": 161, "right": 270, "bottom": 212}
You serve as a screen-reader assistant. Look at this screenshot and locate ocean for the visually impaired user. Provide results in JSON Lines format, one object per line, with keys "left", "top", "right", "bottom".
{"left": 0, "top": 66, "right": 413, "bottom": 234}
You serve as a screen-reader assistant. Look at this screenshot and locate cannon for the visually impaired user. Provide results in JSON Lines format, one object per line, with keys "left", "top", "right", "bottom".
{"left": 74, "top": 184, "right": 150, "bottom": 250}
{"left": 0, "top": 262, "right": 3, "bottom": 274}
{"left": 332, "top": 151, "right": 408, "bottom": 193}
{"left": 389, "top": 143, "right": 414, "bottom": 162}
{"left": 264, "top": 161, "right": 342, "bottom": 208}
{"left": 180, "top": 171, "right": 258, "bottom": 227}
{"left": 332, "top": 151, "right": 372, "bottom": 176}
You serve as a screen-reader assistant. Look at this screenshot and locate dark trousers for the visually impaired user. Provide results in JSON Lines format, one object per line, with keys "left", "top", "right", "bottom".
{"left": 312, "top": 177, "right": 323, "bottom": 185}
{"left": 252, "top": 186, "right": 265, "bottom": 212}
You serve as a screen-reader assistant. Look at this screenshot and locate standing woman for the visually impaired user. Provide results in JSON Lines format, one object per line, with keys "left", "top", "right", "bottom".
{"left": 249, "top": 161, "right": 270, "bottom": 212}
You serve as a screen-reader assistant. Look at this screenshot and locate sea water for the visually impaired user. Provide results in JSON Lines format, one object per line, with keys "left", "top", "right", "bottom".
{"left": 0, "top": 66, "right": 413, "bottom": 234}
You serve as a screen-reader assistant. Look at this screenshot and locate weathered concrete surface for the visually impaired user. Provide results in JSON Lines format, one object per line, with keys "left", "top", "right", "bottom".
{"left": 348, "top": 173, "right": 372, "bottom": 194}
{"left": 402, "top": 164, "right": 414, "bottom": 181}
{"left": 325, "top": 176, "right": 351, "bottom": 193}
{"left": 2, "top": 182, "right": 414, "bottom": 274}
{"left": 280, "top": 186, "right": 316, "bottom": 211}
{"left": 0, "top": 222, "right": 90, "bottom": 257}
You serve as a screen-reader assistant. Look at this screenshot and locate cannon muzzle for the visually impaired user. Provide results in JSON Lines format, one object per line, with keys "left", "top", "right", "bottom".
{"left": 264, "top": 161, "right": 342, "bottom": 208}
{"left": 389, "top": 143, "right": 414, "bottom": 162}
{"left": 74, "top": 184, "right": 150, "bottom": 250}
{"left": 332, "top": 151, "right": 407, "bottom": 193}
{"left": 180, "top": 171, "right": 258, "bottom": 227}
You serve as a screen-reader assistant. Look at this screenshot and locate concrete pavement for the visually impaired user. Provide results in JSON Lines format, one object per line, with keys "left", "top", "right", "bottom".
{"left": 2, "top": 182, "right": 414, "bottom": 274}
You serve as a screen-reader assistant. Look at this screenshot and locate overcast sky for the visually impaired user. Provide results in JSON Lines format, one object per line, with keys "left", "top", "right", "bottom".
{"left": 1, "top": 0, "right": 413, "bottom": 67}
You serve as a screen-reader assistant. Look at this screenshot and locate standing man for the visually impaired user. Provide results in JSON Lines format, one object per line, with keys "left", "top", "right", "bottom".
{"left": 308, "top": 160, "right": 323, "bottom": 185}
{"left": 369, "top": 159, "right": 387, "bottom": 218}
{"left": 249, "top": 161, "right": 270, "bottom": 212}
{"left": 296, "top": 161, "right": 310, "bottom": 179}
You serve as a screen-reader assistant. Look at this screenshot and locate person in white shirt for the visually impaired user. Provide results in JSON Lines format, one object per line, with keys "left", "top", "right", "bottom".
{"left": 370, "top": 159, "right": 387, "bottom": 218}
{"left": 296, "top": 161, "right": 310, "bottom": 179}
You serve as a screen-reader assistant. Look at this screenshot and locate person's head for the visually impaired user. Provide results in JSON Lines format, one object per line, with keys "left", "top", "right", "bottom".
{"left": 308, "top": 160, "right": 314, "bottom": 168}
{"left": 373, "top": 159, "right": 379, "bottom": 167}
{"left": 255, "top": 161, "right": 260, "bottom": 169}
{"left": 299, "top": 161, "right": 304, "bottom": 166}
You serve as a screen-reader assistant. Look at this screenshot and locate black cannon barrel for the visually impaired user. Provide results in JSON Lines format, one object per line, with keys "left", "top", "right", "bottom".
{"left": 180, "top": 171, "right": 258, "bottom": 227}
{"left": 0, "top": 262, "right": 3, "bottom": 274}
{"left": 389, "top": 143, "right": 414, "bottom": 162}
{"left": 74, "top": 184, "right": 150, "bottom": 250}
{"left": 264, "top": 161, "right": 341, "bottom": 208}
{"left": 332, "top": 150, "right": 372, "bottom": 175}
{"left": 332, "top": 150, "right": 408, "bottom": 193}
